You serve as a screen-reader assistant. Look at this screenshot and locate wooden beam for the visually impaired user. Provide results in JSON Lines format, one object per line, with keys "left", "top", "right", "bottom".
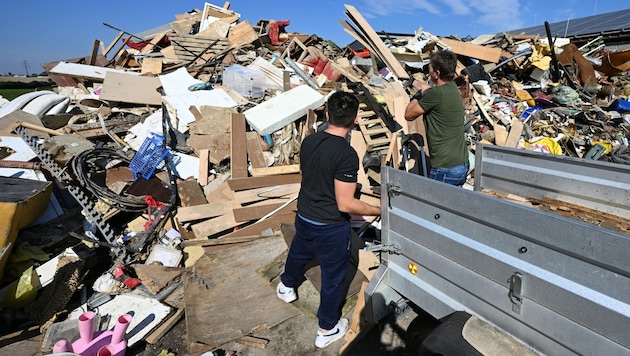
{"left": 227, "top": 174, "right": 302, "bottom": 191}
{"left": 344, "top": 5, "right": 409, "bottom": 80}
{"left": 198, "top": 149, "right": 209, "bottom": 186}
{"left": 246, "top": 132, "right": 267, "bottom": 169}
{"left": 176, "top": 201, "right": 238, "bottom": 223}
{"left": 104, "top": 31, "right": 125, "bottom": 58}
{"left": 231, "top": 113, "right": 249, "bottom": 179}
{"left": 251, "top": 164, "right": 300, "bottom": 177}
{"left": 89, "top": 39, "right": 100, "bottom": 66}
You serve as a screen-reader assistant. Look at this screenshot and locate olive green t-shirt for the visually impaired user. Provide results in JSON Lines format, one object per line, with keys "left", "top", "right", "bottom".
{"left": 418, "top": 81, "right": 468, "bottom": 168}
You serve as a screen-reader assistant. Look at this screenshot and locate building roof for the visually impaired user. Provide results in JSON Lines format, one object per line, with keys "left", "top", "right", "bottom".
{"left": 506, "top": 8, "right": 630, "bottom": 42}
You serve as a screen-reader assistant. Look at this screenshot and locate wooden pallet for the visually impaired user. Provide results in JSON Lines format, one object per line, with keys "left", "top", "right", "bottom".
{"left": 357, "top": 116, "right": 392, "bottom": 151}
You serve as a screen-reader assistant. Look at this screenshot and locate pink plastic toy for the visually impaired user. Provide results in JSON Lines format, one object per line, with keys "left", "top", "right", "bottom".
{"left": 52, "top": 311, "right": 132, "bottom": 356}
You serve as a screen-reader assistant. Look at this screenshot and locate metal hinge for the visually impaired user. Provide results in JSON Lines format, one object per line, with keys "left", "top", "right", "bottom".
{"left": 508, "top": 272, "right": 524, "bottom": 314}
{"left": 364, "top": 242, "right": 401, "bottom": 255}
{"left": 386, "top": 184, "right": 402, "bottom": 208}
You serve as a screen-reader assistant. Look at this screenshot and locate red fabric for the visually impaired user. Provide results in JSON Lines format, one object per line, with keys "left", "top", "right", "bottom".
{"left": 322, "top": 61, "right": 342, "bottom": 82}
{"left": 124, "top": 35, "right": 170, "bottom": 51}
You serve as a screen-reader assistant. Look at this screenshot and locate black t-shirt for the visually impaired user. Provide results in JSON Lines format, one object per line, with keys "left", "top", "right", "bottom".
{"left": 297, "top": 131, "right": 359, "bottom": 224}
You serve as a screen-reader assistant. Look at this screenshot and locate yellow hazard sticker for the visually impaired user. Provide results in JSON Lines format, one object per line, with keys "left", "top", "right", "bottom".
{"left": 408, "top": 262, "right": 418, "bottom": 275}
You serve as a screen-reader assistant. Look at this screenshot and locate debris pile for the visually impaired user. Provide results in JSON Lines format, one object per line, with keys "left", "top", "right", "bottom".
{"left": 0, "top": 2, "right": 629, "bottom": 354}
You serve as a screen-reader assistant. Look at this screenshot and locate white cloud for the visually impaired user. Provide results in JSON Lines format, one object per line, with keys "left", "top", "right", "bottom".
{"left": 358, "top": 0, "right": 527, "bottom": 34}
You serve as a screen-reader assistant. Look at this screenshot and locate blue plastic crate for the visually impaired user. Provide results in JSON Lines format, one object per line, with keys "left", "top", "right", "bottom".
{"left": 129, "top": 133, "right": 170, "bottom": 180}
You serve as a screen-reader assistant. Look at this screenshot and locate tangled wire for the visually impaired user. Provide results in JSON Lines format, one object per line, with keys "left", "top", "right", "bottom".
{"left": 70, "top": 147, "right": 148, "bottom": 212}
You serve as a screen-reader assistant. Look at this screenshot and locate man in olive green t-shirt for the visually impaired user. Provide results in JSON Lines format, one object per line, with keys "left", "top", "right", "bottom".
{"left": 404, "top": 50, "right": 469, "bottom": 186}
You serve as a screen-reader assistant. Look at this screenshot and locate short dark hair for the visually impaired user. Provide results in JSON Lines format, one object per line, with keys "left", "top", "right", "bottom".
{"left": 430, "top": 50, "right": 458, "bottom": 81}
{"left": 326, "top": 91, "right": 359, "bottom": 128}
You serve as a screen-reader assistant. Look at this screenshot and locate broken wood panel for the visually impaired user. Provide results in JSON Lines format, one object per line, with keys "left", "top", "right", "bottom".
{"left": 231, "top": 113, "right": 248, "bottom": 179}
{"left": 186, "top": 134, "right": 231, "bottom": 165}
{"left": 177, "top": 179, "right": 208, "bottom": 207}
{"left": 227, "top": 174, "right": 302, "bottom": 191}
{"left": 169, "top": 34, "right": 231, "bottom": 61}
{"left": 232, "top": 183, "right": 300, "bottom": 205}
{"left": 176, "top": 201, "right": 240, "bottom": 223}
{"left": 219, "top": 212, "right": 296, "bottom": 240}
{"left": 233, "top": 199, "right": 298, "bottom": 222}
{"left": 246, "top": 132, "right": 267, "bottom": 169}
{"left": 184, "top": 239, "right": 301, "bottom": 348}
{"left": 227, "top": 20, "right": 258, "bottom": 47}
{"left": 141, "top": 57, "right": 163, "bottom": 75}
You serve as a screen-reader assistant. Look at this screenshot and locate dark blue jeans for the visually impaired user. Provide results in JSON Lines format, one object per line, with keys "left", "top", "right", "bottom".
{"left": 429, "top": 161, "right": 469, "bottom": 186}
{"left": 281, "top": 215, "right": 351, "bottom": 330}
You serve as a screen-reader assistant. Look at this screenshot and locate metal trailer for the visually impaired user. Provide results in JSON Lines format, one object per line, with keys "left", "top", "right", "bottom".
{"left": 366, "top": 144, "right": 630, "bottom": 355}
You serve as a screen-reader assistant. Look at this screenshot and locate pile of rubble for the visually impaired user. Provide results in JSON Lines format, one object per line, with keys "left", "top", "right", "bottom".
{"left": 0, "top": 2, "right": 629, "bottom": 354}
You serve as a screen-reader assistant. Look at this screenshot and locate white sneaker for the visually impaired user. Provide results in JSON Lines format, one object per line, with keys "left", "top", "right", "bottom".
{"left": 276, "top": 281, "right": 297, "bottom": 303}
{"left": 315, "top": 318, "right": 349, "bottom": 348}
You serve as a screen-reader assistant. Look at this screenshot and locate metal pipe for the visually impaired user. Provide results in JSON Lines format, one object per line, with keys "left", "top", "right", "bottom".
{"left": 283, "top": 57, "right": 320, "bottom": 89}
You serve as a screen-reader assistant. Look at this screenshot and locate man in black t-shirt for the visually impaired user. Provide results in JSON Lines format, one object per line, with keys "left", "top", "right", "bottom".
{"left": 276, "top": 91, "right": 381, "bottom": 349}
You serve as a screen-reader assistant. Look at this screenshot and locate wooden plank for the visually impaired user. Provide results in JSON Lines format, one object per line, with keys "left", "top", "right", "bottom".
{"left": 219, "top": 212, "right": 296, "bottom": 240}
{"left": 234, "top": 335, "right": 268, "bottom": 349}
{"left": 473, "top": 92, "right": 494, "bottom": 128}
{"left": 494, "top": 124, "right": 509, "bottom": 146}
{"left": 198, "top": 149, "right": 209, "bottom": 186}
{"left": 246, "top": 132, "right": 267, "bottom": 169}
{"left": 88, "top": 39, "right": 100, "bottom": 66}
{"left": 231, "top": 113, "right": 248, "bottom": 179}
{"left": 438, "top": 38, "right": 502, "bottom": 63}
{"left": 104, "top": 31, "right": 125, "bottom": 57}
{"left": 251, "top": 164, "right": 300, "bottom": 177}
{"left": 141, "top": 31, "right": 169, "bottom": 54}
{"left": 145, "top": 308, "right": 185, "bottom": 344}
{"left": 182, "top": 231, "right": 281, "bottom": 247}
{"left": 227, "top": 174, "right": 302, "bottom": 191}
{"left": 233, "top": 183, "right": 300, "bottom": 205}
{"left": 191, "top": 212, "right": 239, "bottom": 238}
{"left": 176, "top": 201, "right": 237, "bottom": 223}
{"left": 504, "top": 120, "right": 524, "bottom": 148}
{"left": 233, "top": 200, "right": 297, "bottom": 222}
{"left": 343, "top": 5, "right": 409, "bottom": 80}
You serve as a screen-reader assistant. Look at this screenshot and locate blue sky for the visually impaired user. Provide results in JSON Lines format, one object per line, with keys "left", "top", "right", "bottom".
{"left": 0, "top": 1, "right": 627, "bottom": 75}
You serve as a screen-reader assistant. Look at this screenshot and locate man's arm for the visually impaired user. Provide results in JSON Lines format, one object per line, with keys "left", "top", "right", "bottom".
{"left": 405, "top": 80, "right": 430, "bottom": 121}
{"left": 334, "top": 179, "right": 381, "bottom": 216}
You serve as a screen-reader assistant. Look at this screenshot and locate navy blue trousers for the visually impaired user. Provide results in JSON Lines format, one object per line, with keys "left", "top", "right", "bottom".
{"left": 280, "top": 215, "right": 351, "bottom": 330}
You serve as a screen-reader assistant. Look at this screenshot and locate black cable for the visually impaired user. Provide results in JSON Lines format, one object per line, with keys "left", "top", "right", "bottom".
{"left": 71, "top": 147, "right": 148, "bottom": 212}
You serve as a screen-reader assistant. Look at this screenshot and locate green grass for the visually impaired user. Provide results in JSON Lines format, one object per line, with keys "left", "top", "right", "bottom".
{"left": 0, "top": 88, "right": 39, "bottom": 101}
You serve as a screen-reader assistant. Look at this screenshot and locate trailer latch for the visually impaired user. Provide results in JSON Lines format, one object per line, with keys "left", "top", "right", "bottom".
{"left": 508, "top": 272, "right": 523, "bottom": 314}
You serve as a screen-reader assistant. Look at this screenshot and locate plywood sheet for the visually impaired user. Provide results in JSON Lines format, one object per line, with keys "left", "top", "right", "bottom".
{"left": 100, "top": 71, "right": 162, "bottom": 106}
{"left": 184, "top": 236, "right": 301, "bottom": 348}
